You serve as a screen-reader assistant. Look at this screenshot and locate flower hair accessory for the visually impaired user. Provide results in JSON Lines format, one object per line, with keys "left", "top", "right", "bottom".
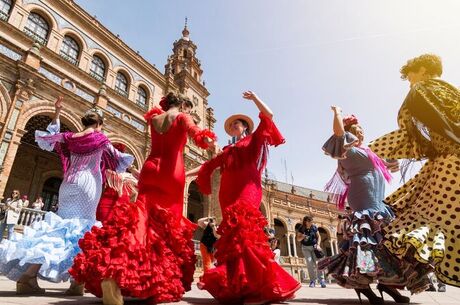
{"left": 343, "top": 114, "right": 358, "bottom": 129}
{"left": 84, "top": 108, "right": 104, "bottom": 118}
{"left": 159, "top": 96, "right": 169, "bottom": 111}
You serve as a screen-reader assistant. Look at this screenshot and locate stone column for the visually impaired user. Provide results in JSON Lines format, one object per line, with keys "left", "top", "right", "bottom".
{"left": 292, "top": 233, "right": 298, "bottom": 257}
{"left": 286, "top": 233, "right": 292, "bottom": 257}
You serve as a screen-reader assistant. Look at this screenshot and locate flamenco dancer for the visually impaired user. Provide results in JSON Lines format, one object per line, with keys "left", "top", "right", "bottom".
{"left": 70, "top": 92, "right": 216, "bottom": 305}
{"left": 369, "top": 54, "right": 460, "bottom": 288}
{"left": 96, "top": 143, "right": 139, "bottom": 222}
{"left": 319, "top": 107, "right": 422, "bottom": 304}
{"left": 187, "top": 91, "right": 301, "bottom": 305}
{"left": 0, "top": 96, "right": 133, "bottom": 295}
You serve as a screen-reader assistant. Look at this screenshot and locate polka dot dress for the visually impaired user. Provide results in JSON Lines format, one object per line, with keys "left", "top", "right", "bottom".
{"left": 369, "top": 107, "right": 460, "bottom": 287}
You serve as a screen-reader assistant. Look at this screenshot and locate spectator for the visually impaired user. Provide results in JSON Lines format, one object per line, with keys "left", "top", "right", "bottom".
{"left": 31, "top": 197, "right": 44, "bottom": 210}
{"left": 270, "top": 238, "right": 281, "bottom": 265}
{"left": 296, "top": 215, "right": 326, "bottom": 288}
{"left": 30, "top": 197, "right": 45, "bottom": 222}
{"left": 197, "top": 217, "right": 220, "bottom": 272}
{"left": 0, "top": 190, "right": 24, "bottom": 241}
{"left": 22, "top": 195, "right": 29, "bottom": 209}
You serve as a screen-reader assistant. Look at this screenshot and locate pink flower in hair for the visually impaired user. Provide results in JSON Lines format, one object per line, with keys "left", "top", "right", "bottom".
{"left": 343, "top": 115, "right": 359, "bottom": 129}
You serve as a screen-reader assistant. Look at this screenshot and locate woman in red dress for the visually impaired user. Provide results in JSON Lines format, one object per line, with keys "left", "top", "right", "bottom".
{"left": 187, "top": 91, "right": 301, "bottom": 304}
{"left": 70, "top": 93, "right": 216, "bottom": 305}
{"left": 96, "top": 143, "right": 139, "bottom": 222}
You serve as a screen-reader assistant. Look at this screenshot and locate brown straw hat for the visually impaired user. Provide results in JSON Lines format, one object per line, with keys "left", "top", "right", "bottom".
{"left": 224, "top": 114, "right": 254, "bottom": 136}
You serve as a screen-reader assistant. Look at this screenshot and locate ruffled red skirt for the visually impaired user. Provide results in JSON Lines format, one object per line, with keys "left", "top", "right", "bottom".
{"left": 198, "top": 200, "right": 301, "bottom": 304}
{"left": 69, "top": 193, "right": 196, "bottom": 302}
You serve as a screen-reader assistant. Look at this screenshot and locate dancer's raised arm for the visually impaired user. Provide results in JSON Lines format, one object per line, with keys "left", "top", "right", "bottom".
{"left": 331, "top": 105, "right": 345, "bottom": 136}
{"left": 243, "top": 91, "right": 273, "bottom": 119}
{"left": 52, "top": 96, "right": 63, "bottom": 124}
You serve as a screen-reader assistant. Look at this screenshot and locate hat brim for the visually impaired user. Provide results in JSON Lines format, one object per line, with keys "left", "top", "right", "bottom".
{"left": 224, "top": 114, "right": 254, "bottom": 136}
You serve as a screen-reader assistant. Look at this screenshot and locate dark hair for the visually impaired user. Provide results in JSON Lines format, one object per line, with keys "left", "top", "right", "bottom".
{"left": 181, "top": 98, "right": 193, "bottom": 109}
{"left": 270, "top": 238, "right": 280, "bottom": 249}
{"left": 400, "top": 54, "right": 442, "bottom": 80}
{"left": 81, "top": 111, "right": 103, "bottom": 127}
{"left": 236, "top": 119, "right": 251, "bottom": 136}
{"left": 303, "top": 216, "right": 313, "bottom": 222}
{"left": 164, "top": 92, "right": 182, "bottom": 110}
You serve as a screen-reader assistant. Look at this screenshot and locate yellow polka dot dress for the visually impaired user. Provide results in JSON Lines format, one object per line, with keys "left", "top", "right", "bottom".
{"left": 369, "top": 79, "right": 460, "bottom": 287}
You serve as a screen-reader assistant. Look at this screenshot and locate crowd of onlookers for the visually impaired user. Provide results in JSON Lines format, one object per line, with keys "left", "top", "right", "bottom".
{"left": 0, "top": 189, "right": 55, "bottom": 241}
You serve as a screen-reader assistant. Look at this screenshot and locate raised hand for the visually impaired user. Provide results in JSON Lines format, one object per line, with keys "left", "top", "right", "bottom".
{"left": 331, "top": 105, "right": 342, "bottom": 114}
{"left": 55, "top": 96, "right": 64, "bottom": 110}
{"left": 242, "top": 91, "right": 259, "bottom": 101}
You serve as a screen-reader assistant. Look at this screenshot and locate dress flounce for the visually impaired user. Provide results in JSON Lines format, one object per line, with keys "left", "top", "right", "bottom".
{"left": 198, "top": 200, "right": 300, "bottom": 304}
{"left": 322, "top": 132, "right": 359, "bottom": 159}
{"left": 193, "top": 129, "right": 217, "bottom": 149}
{"left": 69, "top": 194, "right": 196, "bottom": 302}
{"left": 318, "top": 208, "right": 430, "bottom": 293}
{"left": 0, "top": 212, "right": 97, "bottom": 283}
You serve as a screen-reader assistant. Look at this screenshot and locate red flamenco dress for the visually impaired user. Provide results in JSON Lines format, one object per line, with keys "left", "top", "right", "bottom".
{"left": 70, "top": 107, "right": 216, "bottom": 303}
{"left": 196, "top": 113, "right": 301, "bottom": 304}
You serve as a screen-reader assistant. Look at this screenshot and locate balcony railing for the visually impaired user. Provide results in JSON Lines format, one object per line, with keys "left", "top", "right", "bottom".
{"left": 89, "top": 71, "right": 106, "bottom": 83}
{"left": 0, "top": 10, "right": 9, "bottom": 22}
{"left": 136, "top": 101, "right": 148, "bottom": 110}
{"left": 23, "top": 27, "right": 47, "bottom": 46}
{"left": 115, "top": 87, "right": 128, "bottom": 98}
{"left": 59, "top": 51, "right": 79, "bottom": 66}
{"left": 17, "top": 208, "right": 47, "bottom": 226}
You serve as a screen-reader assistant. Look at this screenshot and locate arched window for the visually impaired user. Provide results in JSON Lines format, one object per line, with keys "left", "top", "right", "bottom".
{"left": 115, "top": 72, "right": 128, "bottom": 97}
{"left": 90, "top": 55, "right": 106, "bottom": 82}
{"left": 0, "top": 0, "right": 13, "bottom": 21}
{"left": 60, "top": 35, "right": 80, "bottom": 65}
{"left": 136, "top": 86, "right": 148, "bottom": 109}
{"left": 24, "top": 12, "right": 49, "bottom": 46}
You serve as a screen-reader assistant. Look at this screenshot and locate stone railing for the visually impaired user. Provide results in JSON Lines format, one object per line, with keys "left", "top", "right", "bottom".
{"left": 17, "top": 208, "right": 46, "bottom": 226}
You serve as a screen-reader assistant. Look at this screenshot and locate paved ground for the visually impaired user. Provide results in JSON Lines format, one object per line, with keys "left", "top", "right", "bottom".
{"left": 1, "top": 276, "right": 459, "bottom": 304}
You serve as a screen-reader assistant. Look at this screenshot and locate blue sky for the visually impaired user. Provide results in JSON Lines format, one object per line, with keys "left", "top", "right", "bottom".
{"left": 77, "top": 0, "right": 460, "bottom": 194}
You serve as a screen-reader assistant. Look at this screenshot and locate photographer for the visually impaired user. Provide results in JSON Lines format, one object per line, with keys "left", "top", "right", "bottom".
{"left": 296, "top": 216, "right": 326, "bottom": 288}
{"left": 197, "top": 216, "right": 220, "bottom": 272}
{"left": 0, "top": 190, "right": 24, "bottom": 241}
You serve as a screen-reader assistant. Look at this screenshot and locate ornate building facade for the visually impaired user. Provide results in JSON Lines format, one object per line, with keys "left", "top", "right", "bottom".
{"left": 260, "top": 179, "right": 343, "bottom": 281}
{"left": 0, "top": 0, "right": 214, "bottom": 220}
{"left": 0, "top": 0, "right": 341, "bottom": 280}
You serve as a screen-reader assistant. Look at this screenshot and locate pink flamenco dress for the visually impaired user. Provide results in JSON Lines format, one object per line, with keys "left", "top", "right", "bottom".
{"left": 196, "top": 113, "right": 301, "bottom": 304}
{"left": 70, "top": 107, "right": 216, "bottom": 303}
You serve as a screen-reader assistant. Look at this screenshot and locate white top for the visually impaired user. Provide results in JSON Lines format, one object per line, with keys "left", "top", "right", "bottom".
{"left": 273, "top": 248, "right": 281, "bottom": 264}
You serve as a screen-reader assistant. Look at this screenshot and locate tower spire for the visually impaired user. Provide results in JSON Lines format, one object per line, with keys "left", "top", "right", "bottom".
{"left": 182, "top": 17, "right": 190, "bottom": 40}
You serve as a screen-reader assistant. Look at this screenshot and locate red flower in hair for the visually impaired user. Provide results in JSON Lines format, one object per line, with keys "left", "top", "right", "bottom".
{"left": 343, "top": 115, "right": 359, "bottom": 129}
{"left": 159, "top": 96, "right": 169, "bottom": 111}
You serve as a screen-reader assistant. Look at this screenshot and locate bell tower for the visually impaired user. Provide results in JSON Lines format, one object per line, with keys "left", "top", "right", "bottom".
{"left": 165, "top": 18, "right": 214, "bottom": 130}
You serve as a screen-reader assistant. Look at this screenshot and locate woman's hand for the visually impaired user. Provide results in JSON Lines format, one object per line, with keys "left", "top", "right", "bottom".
{"left": 242, "top": 91, "right": 259, "bottom": 101}
{"left": 53, "top": 96, "right": 63, "bottom": 123}
{"left": 243, "top": 90, "right": 274, "bottom": 119}
{"left": 55, "top": 96, "right": 64, "bottom": 110}
{"left": 331, "top": 105, "right": 342, "bottom": 114}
